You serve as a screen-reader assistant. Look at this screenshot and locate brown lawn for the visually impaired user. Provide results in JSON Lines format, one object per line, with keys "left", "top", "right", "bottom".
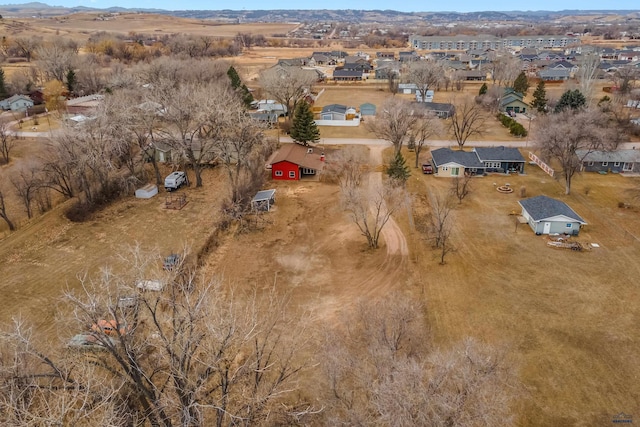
{"left": 2, "top": 140, "right": 640, "bottom": 425}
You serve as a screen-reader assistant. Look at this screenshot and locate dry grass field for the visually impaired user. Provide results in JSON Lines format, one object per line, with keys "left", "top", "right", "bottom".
{"left": 2, "top": 139, "right": 640, "bottom": 424}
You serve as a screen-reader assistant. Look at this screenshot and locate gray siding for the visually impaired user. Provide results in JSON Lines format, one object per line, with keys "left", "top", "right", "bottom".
{"left": 530, "top": 220, "right": 581, "bottom": 235}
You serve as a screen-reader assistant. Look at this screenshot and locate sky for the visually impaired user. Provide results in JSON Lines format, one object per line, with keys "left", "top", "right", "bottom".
{"left": 13, "top": 0, "right": 640, "bottom": 12}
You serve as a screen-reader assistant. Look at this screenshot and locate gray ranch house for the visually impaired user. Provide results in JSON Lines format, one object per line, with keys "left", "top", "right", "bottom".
{"left": 518, "top": 195, "right": 586, "bottom": 235}
{"left": 576, "top": 149, "right": 640, "bottom": 173}
{"left": 430, "top": 148, "right": 485, "bottom": 177}
{"left": 0, "top": 94, "right": 34, "bottom": 111}
{"left": 474, "top": 146, "right": 525, "bottom": 174}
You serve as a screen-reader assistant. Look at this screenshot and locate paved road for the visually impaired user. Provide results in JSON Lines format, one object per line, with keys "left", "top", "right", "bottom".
{"left": 281, "top": 136, "right": 640, "bottom": 150}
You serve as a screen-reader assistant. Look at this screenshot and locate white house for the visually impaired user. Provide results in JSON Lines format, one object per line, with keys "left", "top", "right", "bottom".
{"left": 0, "top": 94, "right": 34, "bottom": 111}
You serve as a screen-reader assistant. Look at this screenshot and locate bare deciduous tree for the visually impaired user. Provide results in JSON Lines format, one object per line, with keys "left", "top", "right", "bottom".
{"left": 449, "top": 99, "right": 486, "bottom": 150}
{"left": 451, "top": 174, "right": 473, "bottom": 204}
{"left": 367, "top": 98, "right": 420, "bottom": 155}
{"left": 411, "top": 111, "right": 443, "bottom": 168}
{"left": 1, "top": 246, "right": 313, "bottom": 427}
{"left": 342, "top": 179, "right": 406, "bottom": 249}
{"left": 0, "top": 181, "right": 16, "bottom": 231}
{"left": 12, "top": 36, "right": 41, "bottom": 62}
{"left": 35, "top": 38, "right": 78, "bottom": 83}
{"left": 0, "top": 121, "right": 16, "bottom": 165}
{"left": 259, "top": 66, "right": 317, "bottom": 120}
{"left": 10, "top": 161, "right": 41, "bottom": 219}
{"left": 406, "top": 60, "right": 445, "bottom": 102}
{"left": 536, "top": 108, "right": 620, "bottom": 195}
{"left": 320, "top": 294, "right": 516, "bottom": 425}
{"left": 426, "top": 191, "right": 456, "bottom": 264}
{"left": 491, "top": 52, "right": 521, "bottom": 87}
{"left": 577, "top": 52, "right": 601, "bottom": 103}
{"left": 324, "top": 146, "right": 368, "bottom": 188}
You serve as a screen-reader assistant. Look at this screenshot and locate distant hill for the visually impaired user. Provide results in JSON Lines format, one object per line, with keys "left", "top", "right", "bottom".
{"left": 0, "top": 3, "right": 638, "bottom": 23}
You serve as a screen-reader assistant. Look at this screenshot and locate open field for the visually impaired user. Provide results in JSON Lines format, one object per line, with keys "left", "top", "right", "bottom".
{"left": 2, "top": 138, "right": 640, "bottom": 424}
{"left": 0, "top": 14, "right": 299, "bottom": 42}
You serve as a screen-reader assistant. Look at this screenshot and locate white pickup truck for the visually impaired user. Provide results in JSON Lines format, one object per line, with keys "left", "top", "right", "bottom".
{"left": 164, "top": 171, "right": 187, "bottom": 192}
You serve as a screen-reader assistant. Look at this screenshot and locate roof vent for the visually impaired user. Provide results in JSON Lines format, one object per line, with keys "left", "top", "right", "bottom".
{"left": 307, "top": 148, "right": 313, "bottom": 154}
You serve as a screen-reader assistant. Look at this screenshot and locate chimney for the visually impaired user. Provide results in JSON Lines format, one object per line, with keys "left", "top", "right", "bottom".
{"left": 320, "top": 153, "right": 325, "bottom": 162}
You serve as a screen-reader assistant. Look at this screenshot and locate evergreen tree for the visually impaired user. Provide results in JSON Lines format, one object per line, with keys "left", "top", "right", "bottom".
{"left": 512, "top": 72, "right": 529, "bottom": 94}
{"left": 226, "top": 66, "right": 254, "bottom": 108}
{"left": 554, "top": 89, "right": 586, "bottom": 113}
{"left": 0, "top": 68, "right": 8, "bottom": 100}
{"left": 478, "top": 82, "right": 488, "bottom": 95}
{"left": 387, "top": 151, "right": 411, "bottom": 184}
{"left": 290, "top": 101, "right": 320, "bottom": 146}
{"left": 65, "top": 69, "right": 76, "bottom": 95}
{"left": 531, "top": 81, "right": 548, "bottom": 113}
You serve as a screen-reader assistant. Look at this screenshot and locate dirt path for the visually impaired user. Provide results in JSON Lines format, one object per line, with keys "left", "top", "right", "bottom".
{"left": 368, "top": 144, "right": 409, "bottom": 256}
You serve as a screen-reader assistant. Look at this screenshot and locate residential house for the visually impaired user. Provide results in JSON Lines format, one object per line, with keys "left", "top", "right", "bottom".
{"left": 416, "top": 90, "right": 434, "bottom": 103}
{"left": 270, "top": 144, "right": 325, "bottom": 181}
{"left": 399, "top": 51, "right": 419, "bottom": 62}
{"left": 576, "top": 149, "right": 640, "bottom": 173}
{"left": 310, "top": 53, "right": 336, "bottom": 66}
{"left": 549, "top": 60, "right": 578, "bottom": 74}
{"left": 343, "top": 56, "right": 369, "bottom": 65}
{"left": 320, "top": 104, "right": 356, "bottom": 120}
{"left": 398, "top": 83, "right": 419, "bottom": 94}
{"left": 459, "top": 70, "right": 487, "bottom": 81}
{"left": 255, "top": 100, "right": 287, "bottom": 117}
{"left": 500, "top": 89, "right": 529, "bottom": 114}
{"left": 618, "top": 51, "right": 640, "bottom": 62}
{"left": 0, "top": 94, "right": 34, "bottom": 111}
{"left": 474, "top": 146, "right": 525, "bottom": 174}
{"left": 518, "top": 195, "right": 586, "bottom": 235}
{"left": 374, "top": 62, "right": 401, "bottom": 80}
{"left": 376, "top": 52, "right": 395, "bottom": 59}
{"left": 420, "top": 102, "right": 455, "bottom": 118}
{"left": 341, "top": 62, "right": 372, "bottom": 72}
{"left": 538, "top": 68, "right": 571, "bottom": 81}
{"left": 430, "top": 148, "right": 485, "bottom": 176}
{"left": 333, "top": 69, "right": 363, "bottom": 81}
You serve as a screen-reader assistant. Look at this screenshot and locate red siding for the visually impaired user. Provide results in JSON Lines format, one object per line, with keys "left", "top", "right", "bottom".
{"left": 272, "top": 161, "right": 299, "bottom": 180}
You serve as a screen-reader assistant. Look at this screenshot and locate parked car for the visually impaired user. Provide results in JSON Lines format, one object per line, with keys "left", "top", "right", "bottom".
{"left": 508, "top": 110, "right": 517, "bottom": 118}
{"left": 164, "top": 171, "right": 187, "bottom": 192}
{"left": 421, "top": 163, "right": 434, "bottom": 174}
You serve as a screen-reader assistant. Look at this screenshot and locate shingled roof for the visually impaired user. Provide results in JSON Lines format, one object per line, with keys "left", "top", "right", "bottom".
{"left": 270, "top": 144, "right": 325, "bottom": 171}
{"left": 475, "top": 146, "right": 525, "bottom": 162}
{"left": 518, "top": 195, "right": 586, "bottom": 223}
{"left": 431, "top": 148, "right": 484, "bottom": 169}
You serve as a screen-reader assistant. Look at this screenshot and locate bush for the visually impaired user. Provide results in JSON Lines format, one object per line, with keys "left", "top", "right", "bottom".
{"left": 497, "top": 113, "right": 527, "bottom": 137}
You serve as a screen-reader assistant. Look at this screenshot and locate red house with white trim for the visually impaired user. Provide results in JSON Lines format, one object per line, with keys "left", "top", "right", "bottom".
{"left": 270, "top": 144, "right": 325, "bottom": 181}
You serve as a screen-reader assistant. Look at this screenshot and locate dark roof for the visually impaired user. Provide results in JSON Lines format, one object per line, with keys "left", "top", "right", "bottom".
{"left": 518, "top": 195, "right": 586, "bottom": 223}
{"left": 333, "top": 69, "right": 363, "bottom": 78}
{"left": 420, "top": 102, "right": 455, "bottom": 113}
{"left": 474, "top": 146, "right": 525, "bottom": 162}
{"left": 576, "top": 149, "right": 640, "bottom": 163}
{"left": 431, "top": 148, "right": 484, "bottom": 169}
{"left": 321, "top": 104, "right": 348, "bottom": 114}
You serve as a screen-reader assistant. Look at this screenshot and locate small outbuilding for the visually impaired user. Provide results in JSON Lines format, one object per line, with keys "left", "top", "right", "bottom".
{"left": 251, "top": 189, "right": 276, "bottom": 211}
{"left": 135, "top": 184, "right": 158, "bottom": 199}
{"left": 518, "top": 195, "right": 586, "bottom": 235}
{"left": 359, "top": 103, "right": 376, "bottom": 116}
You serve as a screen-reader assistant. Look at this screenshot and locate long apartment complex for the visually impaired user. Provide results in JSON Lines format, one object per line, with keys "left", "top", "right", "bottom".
{"left": 409, "top": 34, "right": 581, "bottom": 50}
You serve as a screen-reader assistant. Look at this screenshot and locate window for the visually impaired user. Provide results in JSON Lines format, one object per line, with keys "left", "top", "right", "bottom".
{"left": 275, "top": 170, "right": 283, "bottom": 177}
{"left": 485, "top": 162, "right": 501, "bottom": 168}
{"left": 614, "top": 162, "right": 621, "bottom": 167}
{"left": 602, "top": 162, "right": 608, "bottom": 166}
{"left": 301, "top": 168, "right": 316, "bottom": 175}
{"left": 288, "top": 171, "right": 296, "bottom": 178}
{"left": 566, "top": 223, "right": 572, "bottom": 228}
{"left": 451, "top": 167, "right": 460, "bottom": 176}
{"left": 442, "top": 166, "right": 448, "bottom": 171}
{"left": 587, "top": 161, "right": 594, "bottom": 166}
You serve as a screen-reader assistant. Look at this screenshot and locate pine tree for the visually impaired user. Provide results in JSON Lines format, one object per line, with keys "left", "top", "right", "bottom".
{"left": 478, "top": 82, "right": 488, "bottom": 95}
{"left": 554, "top": 89, "right": 586, "bottom": 113}
{"left": 65, "top": 69, "right": 76, "bottom": 95}
{"left": 531, "top": 81, "right": 547, "bottom": 113}
{"left": 387, "top": 151, "right": 411, "bottom": 184}
{"left": 0, "top": 68, "right": 7, "bottom": 100}
{"left": 226, "top": 66, "right": 254, "bottom": 108}
{"left": 513, "top": 71, "right": 529, "bottom": 94}
{"left": 290, "top": 101, "right": 320, "bottom": 146}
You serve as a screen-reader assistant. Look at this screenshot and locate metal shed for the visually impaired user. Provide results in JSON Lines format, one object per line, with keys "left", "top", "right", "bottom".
{"left": 251, "top": 189, "right": 276, "bottom": 211}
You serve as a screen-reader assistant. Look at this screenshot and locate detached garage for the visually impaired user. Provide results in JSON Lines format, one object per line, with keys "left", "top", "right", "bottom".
{"left": 518, "top": 195, "right": 586, "bottom": 235}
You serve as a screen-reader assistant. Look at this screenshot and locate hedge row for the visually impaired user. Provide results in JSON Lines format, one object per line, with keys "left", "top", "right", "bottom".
{"left": 497, "top": 113, "right": 528, "bottom": 137}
